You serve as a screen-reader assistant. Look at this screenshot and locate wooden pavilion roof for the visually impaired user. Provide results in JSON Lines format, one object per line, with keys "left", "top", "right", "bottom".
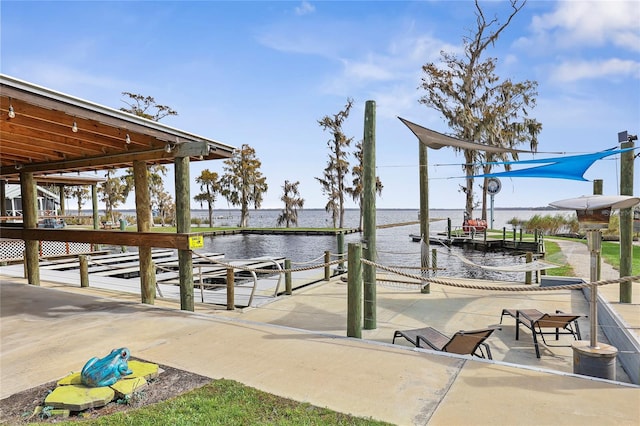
{"left": 0, "top": 74, "right": 234, "bottom": 179}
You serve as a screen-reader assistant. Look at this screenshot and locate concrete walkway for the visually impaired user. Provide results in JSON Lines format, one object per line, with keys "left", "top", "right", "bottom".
{"left": 1, "top": 241, "right": 639, "bottom": 425}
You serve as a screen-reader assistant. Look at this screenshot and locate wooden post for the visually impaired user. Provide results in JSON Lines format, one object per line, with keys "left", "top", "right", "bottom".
{"left": 134, "top": 160, "right": 155, "bottom": 305}
{"left": 58, "top": 184, "right": 65, "bottom": 216}
{"left": 324, "top": 251, "right": 331, "bottom": 281}
{"left": 362, "top": 100, "right": 377, "bottom": 329}
{"left": 20, "top": 171, "right": 40, "bottom": 285}
{"left": 525, "top": 252, "right": 533, "bottom": 285}
{"left": 175, "top": 156, "right": 194, "bottom": 311}
{"left": 419, "top": 122, "right": 430, "bottom": 293}
{"left": 347, "top": 243, "right": 362, "bottom": 338}
{"left": 619, "top": 139, "right": 634, "bottom": 303}
{"left": 22, "top": 250, "right": 27, "bottom": 279}
{"left": 337, "top": 232, "right": 345, "bottom": 273}
{"left": 79, "top": 255, "right": 89, "bottom": 287}
{"left": 447, "top": 218, "right": 451, "bottom": 240}
{"left": 431, "top": 248, "right": 437, "bottom": 275}
{"left": 0, "top": 180, "right": 6, "bottom": 217}
{"left": 226, "top": 267, "right": 235, "bottom": 310}
{"left": 285, "top": 259, "right": 292, "bottom": 295}
{"left": 593, "top": 179, "right": 603, "bottom": 195}
{"left": 91, "top": 184, "right": 99, "bottom": 230}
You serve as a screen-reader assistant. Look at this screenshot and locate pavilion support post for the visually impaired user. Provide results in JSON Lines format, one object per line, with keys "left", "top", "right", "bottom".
{"left": 619, "top": 139, "right": 635, "bottom": 303}
{"left": 58, "top": 184, "right": 65, "bottom": 216}
{"left": 20, "top": 171, "right": 40, "bottom": 285}
{"left": 134, "top": 160, "right": 155, "bottom": 304}
{"left": 92, "top": 184, "right": 99, "bottom": 230}
{"left": 175, "top": 156, "right": 194, "bottom": 311}
{"left": 0, "top": 180, "right": 6, "bottom": 217}
{"left": 362, "top": 100, "right": 376, "bottom": 330}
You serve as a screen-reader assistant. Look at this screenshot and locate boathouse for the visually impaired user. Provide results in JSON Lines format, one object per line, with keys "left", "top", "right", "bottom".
{"left": 0, "top": 74, "right": 235, "bottom": 311}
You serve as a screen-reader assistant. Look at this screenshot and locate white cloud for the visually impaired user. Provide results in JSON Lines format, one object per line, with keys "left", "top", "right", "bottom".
{"left": 550, "top": 58, "right": 640, "bottom": 82}
{"left": 295, "top": 1, "right": 315, "bottom": 16}
{"left": 341, "top": 57, "right": 395, "bottom": 82}
{"left": 530, "top": 0, "right": 640, "bottom": 51}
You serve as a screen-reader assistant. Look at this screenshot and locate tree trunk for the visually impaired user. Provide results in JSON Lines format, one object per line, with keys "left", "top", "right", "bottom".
{"left": 240, "top": 203, "right": 249, "bottom": 227}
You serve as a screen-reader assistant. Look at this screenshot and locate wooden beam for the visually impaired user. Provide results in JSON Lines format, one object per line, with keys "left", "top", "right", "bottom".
{"left": 0, "top": 147, "right": 172, "bottom": 175}
{"left": 0, "top": 228, "right": 193, "bottom": 250}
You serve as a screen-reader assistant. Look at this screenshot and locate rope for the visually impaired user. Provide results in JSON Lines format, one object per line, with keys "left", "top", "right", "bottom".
{"left": 192, "top": 250, "right": 638, "bottom": 293}
{"left": 362, "top": 258, "right": 640, "bottom": 292}
{"left": 290, "top": 252, "right": 346, "bottom": 265}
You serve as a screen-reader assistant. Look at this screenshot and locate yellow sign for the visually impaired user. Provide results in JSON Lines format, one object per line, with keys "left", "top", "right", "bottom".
{"left": 189, "top": 235, "right": 204, "bottom": 249}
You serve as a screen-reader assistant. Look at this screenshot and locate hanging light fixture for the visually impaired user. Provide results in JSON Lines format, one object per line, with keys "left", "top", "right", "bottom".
{"left": 165, "top": 143, "right": 173, "bottom": 153}
{"left": 125, "top": 134, "right": 131, "bottom": 144}
{"left": 7, "top": 105, "right": 15, "bottom": 119}
{"left": 72, "top": 121, "right": 78, "bottom": 133}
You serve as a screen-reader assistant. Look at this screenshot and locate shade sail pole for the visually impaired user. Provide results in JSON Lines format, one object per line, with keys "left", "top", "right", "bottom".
{"left": 363, "top": 100, "right": 377, "bottom": 330}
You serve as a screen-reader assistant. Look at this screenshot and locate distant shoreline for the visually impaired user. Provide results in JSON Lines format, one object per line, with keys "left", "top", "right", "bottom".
{"left": 105, "top": 207, "right": 558, "bottom": 213}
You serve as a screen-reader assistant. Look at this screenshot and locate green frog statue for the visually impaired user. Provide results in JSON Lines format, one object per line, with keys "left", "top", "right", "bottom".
{"left": 81, "top": 347, "right": 133, "bottom": 387}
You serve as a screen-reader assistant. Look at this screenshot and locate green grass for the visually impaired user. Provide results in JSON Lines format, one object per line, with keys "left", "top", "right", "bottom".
{"left": 45, "top": 379, "right": 390, "bottom": 426}
{"left": 543, "top": 237, "right": 640, "bottom": 276}
{"left": 601, "top": 241, "right": 640, "bottom": 274}
{"left": 541, "top": 240, "right": 575, "bottom": 276}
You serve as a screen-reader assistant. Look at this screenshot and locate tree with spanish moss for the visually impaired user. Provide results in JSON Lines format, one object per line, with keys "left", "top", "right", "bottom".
{"left": 316, "top": 98, "right": 354, "bottom": 228}
{"left": 277, "top": 180, "right": 304, "bottom": 228}
{"left": 194, "top": 169, "right": 221, "bottom": 227}
{"left": 220, "top": 144, "right": 268, "bottom": 228}
{"left": 418, "top": 0, "right": 541, "bottom": 220}
{"left": 119, "top": 92, "right": 178, "bottom": 225}
{"left": 120, "top": 92, "right": 178, "bottom": 121}
{"left": 347, "top": 139, "right": 384, "bottom": 230}
{"left": 62, "top": 185, "right": 89, "bottom": 217}
{"left": 99, "top": 169, "right": 126, "bottom": 222}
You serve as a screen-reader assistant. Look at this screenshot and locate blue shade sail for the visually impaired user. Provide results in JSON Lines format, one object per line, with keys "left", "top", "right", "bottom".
{"left": 471, "top": 148, "right": 635, "bottom": 181}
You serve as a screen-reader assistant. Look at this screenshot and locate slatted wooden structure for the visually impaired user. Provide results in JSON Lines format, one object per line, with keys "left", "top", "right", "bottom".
{"left": 0, "top": 74, "right": 235, "bottom": 310}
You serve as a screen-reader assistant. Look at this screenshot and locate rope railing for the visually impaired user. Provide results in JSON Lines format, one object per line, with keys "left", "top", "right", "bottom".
{"left": 291, "top": 252, "right": 346, "bottom": 265}
{"left": 192, "top": 249, "right": 639, "bottom": 292}
{"left": 362, "top": 258, "right": 640, "bottom": 292}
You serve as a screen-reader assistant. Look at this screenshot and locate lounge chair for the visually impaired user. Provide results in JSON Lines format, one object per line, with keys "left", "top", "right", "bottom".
{"left": 393, "top": 326, "right": 500, "bottom": 359}
{"left": 500, "top": 309, "right": 583, "bottom": 358}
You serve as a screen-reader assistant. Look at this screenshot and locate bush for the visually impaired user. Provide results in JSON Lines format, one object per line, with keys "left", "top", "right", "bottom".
{"left": 521, "top": 213, "right": 579, "bottom": 235}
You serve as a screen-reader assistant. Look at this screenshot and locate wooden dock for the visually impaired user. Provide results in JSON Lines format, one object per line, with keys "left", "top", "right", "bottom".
{"left": 200, "top": 228, "right": 360, "bottom": 237}
{"left": 411, "top": 233, "right": 544, "bottom": 254}
{"left": 1, "top": 250, "right": 329, "bottom": 308}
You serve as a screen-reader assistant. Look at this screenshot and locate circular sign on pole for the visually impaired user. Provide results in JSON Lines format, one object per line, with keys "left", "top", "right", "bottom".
{"left": 487, "top": 178, "right": 501, "bottom": 195}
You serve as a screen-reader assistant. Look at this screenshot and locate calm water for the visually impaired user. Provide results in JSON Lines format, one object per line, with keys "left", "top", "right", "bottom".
{"left": 191, "top": 208, "right": 565, "bottom": 281}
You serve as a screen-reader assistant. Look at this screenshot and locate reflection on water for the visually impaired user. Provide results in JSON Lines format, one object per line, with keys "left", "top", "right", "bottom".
{"left": 200, "top": 209, "right": 556, "bottom": 282}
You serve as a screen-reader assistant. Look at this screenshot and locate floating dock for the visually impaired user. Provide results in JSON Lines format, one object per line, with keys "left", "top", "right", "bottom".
{"left": 411, "top": 233, "right": 544, "bottom": 254}
{"left": 0, "top": 250, "right": 330, "bottom": 308}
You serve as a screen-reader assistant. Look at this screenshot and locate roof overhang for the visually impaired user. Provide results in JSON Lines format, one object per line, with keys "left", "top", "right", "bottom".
{"left": 0, "top": 74, "right": 235, "bottom": 178}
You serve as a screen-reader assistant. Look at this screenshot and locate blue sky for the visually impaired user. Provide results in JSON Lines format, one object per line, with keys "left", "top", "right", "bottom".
{"left": 2, "top": 0, "right": 639, "bottom": 211}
